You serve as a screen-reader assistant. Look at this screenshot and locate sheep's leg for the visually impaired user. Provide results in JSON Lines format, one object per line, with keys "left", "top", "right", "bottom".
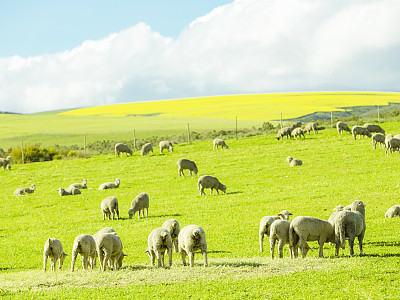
{"left": 150, "top": 251, "right": 155, "bottom": 266}
{"left": 270, "top": 236, "right": 276, "bottom": 259}
{"left": 111, "top": 211, "right": 115, "bottom": 220}
{"left": 167, "top": 248, "right": 172, "bottom": 267}
{"left": 348, "top": 237, "right": 355, "bottom": 257}
{"left": 103, "top": 212, "right": 106, "bottom": 221}
{"left": 116, "top": 209, "right": 119, "bottom": 220}
{"left": 156, "top": 250, "right": 162, "bottom": 267}
{"left": 82, "top": 255, "right": 89, "bottom": 270}
{"left": 358, "top": 235, "right": 364, "bottom": 256}
{"left": 299, "top": 239, "right": 307, "bottom": 258}
{"left": 318, "top": 240, "right": 325, "bottom": 258}
{"left": 103, "top": 250, "right": 111, "bottom": 271}
{"left": 278, "top": 240, "right": 285, "bottom": 258}
{"left": 174, "top": 239, "right": 179, "bottom": 253}
{"left": 188, "top": 251, "right": 195, "bottom": 267}
{"left": 43, "top": 254, "right": 48, "bottom": 271}
{"left": 259, "top": 233, "right": 264, "bottom": 252}
{"left": 202, "top": 250, "right": 208, "bottom": 267}
{"left": 71, "top": 251, "right": 78, "bottom": 272}
{"left": 50, "top": 257, "right": 56, "bottom": 272}
{"left": 180, "top": 250, "right": 187, "bottom": 266}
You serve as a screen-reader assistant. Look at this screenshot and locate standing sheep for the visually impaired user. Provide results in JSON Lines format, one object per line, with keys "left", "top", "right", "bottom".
{"left": 128, "top": 192, "right": 149, "bottom": 219}
{"left": 159, "top": 141, "right": 174, "bottom": 154}
{"left": 71, "top": 234, "right": 97, "bottom": 271}
{"left": 101, "top": 196, "right": 119, "bottom": 220}
{"left": 213, "top": 138, "right": 229, "bottom": 150}
{"left": 372, "top": 133, "right": 386, "bottom": 150}
{"left": 386, "top": 137, "right": 400, "bottom": 154}
{"left": 43, "top": 238, "right": 68, "bottom": 272}
{"left": 177, "top": 158, "right": 198, "bottom": 177}
{"left": 385, "top": 205, "right": 400, "bottom": 218}
{"left": 145, "top": 227, "right": 173, "bottom": 268}
{"left": 363, "top": 123, "right": 385, "bottom": 135}
{"left": 304, "top": 122, "right": 318, "bottom": 135}
{"left": 13, "top": 184, "right": 36, "bottom": 196}
{"left": 352, "top": 126, "right": 372, "bottom": 140}
{"left": 276, "top": 127, "right": 292, "bottom": 140}
{"left": 141, "top": 143, "right": 153, "bottom": 156}
{"left": 178, "top": 225, "right": 208, "bottom": 267}
{"left": 290, "top": 122, "right": 302, "bottom": 130}
{"left": 259, "top": 210, "right": 293, "bottom": 252}
{"left": 291, "top": 128, "right": 305, "bottom": 140}
{"left": 286, "top": 156, "right": 302, "bottom": 167}
{"left": 96, "top": 233, "right": 127, "bottom": 271}
{"left": 58, "top": 186, "right": 81, "bottom": 196}
{"left": 336, "top": 121, "right": 351, "bottom": 135}
{"left": 385, "top": 134, "right": 394, "bottom": 154}
{"left": 69, "top": 179, "right": 88, "bottom": 189}
{"left": 0, "top": 156, "right": 12, "bottom": 170}
{"left": 98, "top": 178, "right": 120, "bottom": 190}
{"left": 328, "top": 205, "right": 345, "bottom": 226}
{"left": 197, "top": 175, "right": 226, "bottom": 195}
{"left": 162, "top": 219, "right": 181, "bottom": 253}
{"left": 115, "top": 143, "right": 132, "bottom": 157}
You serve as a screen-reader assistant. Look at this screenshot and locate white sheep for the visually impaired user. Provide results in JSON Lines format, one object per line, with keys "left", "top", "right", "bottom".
{"left": 115, "top": 143, "right": 133, "bottom": 157}
{"left": 71, "top": 234, "right": 97, "bottom": 271}
{"left": 213, "top": 138, "right": 229, "bottom": 150}
{"left": 128, "top": 192, "right": 149, "bottom": 219}
{"left": 177, "top": 158, "right": 198, "bottom": 177}
{"left": 286, "top": 156, "right": 302, "bottom": 167}
{"left": 259, "top": 210, "right": 293, "bottom": 252}
{"left": 363, "top": 123, "right": 385, "bottom": 135}
{"left": 385, "top": 134, "right": 394, "bottom": 154}
{"left": 336, "top": 121, "right": 351, "bottom": 135}
{"left": 96, "top": 233, "right": 127, "bottom": 271}
{"left": 386, "top": 137, "right": 400, "bottom": 154}
{"left": 43, "top": 238, "right": 68, "bottom": 272}
{"left": 276, "top": 127, "right": 292, "bottom": 140}
{"left": 291, "top": 128, "right": 305, "bottom": 140}
{"left": 145, "top": 227, "right": 173, "bottom": 267}
{"left": 352, "top": 126, "right": 372, "bottom": 140}
{"left": 101, "top": 196, "right": 119, "bottom": 220}
{"left": 93, "top": 227, "right": 117, "bottom": 243}
{"left": 98, "top": 178, "right": 120, "bottom": 190}
{"left": 178, "top": 225, "right": 208, "bottom": 267}
{"left": 162, "top": 219, "right": 181, "bottom": 253}
{"left": 197, "top": 175, "right": 226, "bottom": 195}
{"left": 0, "top": 156, "right": 12, "bottom": 170}
{"left": 58, "top": 186, "right": 81, "bottom": 196}
{"left": 304, "top": 122, "right": 318, "bottom": 135}
{"left": 159, "top": 141, "right": 174, "bottom": 154}
{"left": 334, "top": 200, "right": 366, "bottom": 257}
{"left": 328, "top": 205, "right": 345, "bottom": 226}
{"left": 141, "top": 143, "right": 153, "bottom": 156}
{"left": 269, "top": 220, "right": 294, "bottom": 259}
{"left": 69, "top": 179, "right": 88, "bottom": 189}
{"left": 290, "top": 122, "right": 302, "bottom": 130}
{"left": 13, "top": 184, "right": 36, "bottom": 196}
{"left": 385, "top": 205, "right": 400, "bottom": 218}
{"left": 371, "top": 133, "right": 386, "bottom": 150}
{"left": 289, "top": 216, "right": 335, "bottom": 258}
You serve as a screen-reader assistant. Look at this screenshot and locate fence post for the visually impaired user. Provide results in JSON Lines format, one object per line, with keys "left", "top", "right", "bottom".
{"left": 280, "top": 113, "right": 283, "bottom": 128}
{"left": 235, "top": 116, "right": 238, "bottom": 140}
{"left": 21, "top": 140, "right": 24, "bottom": 164}
{"left": 84, "top": 135, "right": 86, "bottom": 155}
{"left": 133, "top": 129, "right": 136, "bottom": 150}
{"left": 187, "top": 123, "right": 191, "bottom": 144}
{"left": 331, "top": 108, "right": 333, "bottom": 129}
{"left": 378, "top": 105, "right": 380, "bottom": 123}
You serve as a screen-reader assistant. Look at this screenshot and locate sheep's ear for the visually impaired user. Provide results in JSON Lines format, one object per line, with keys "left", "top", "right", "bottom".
{"left": 277, "top": 213, "right": 283, "bottom": 218}
{"left": 123, "top": 253, "right": 128, "bottom": 257}
{"left": 288, "top": 212, "right": 293, "bottom": 215}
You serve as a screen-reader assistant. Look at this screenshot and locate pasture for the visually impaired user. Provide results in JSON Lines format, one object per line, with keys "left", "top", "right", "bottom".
{"left": 1, "top": 122, "right": 400, "bottom": 299}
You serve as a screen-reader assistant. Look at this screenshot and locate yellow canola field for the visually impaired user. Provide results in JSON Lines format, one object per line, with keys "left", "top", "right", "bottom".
{"left": 59, "top": 92, "right": 400, "bottom": 121}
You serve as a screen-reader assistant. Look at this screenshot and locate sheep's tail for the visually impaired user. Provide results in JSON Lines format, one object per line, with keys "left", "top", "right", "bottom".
{"left": 338, "top": 225, "right": 346, "bottom": 250}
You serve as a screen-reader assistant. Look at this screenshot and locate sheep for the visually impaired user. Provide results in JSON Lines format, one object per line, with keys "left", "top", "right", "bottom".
{"left": 385, "top": 205, "right": 400, "bottom": 218}
{"left": 213, "top": 138, "right": 229, "bottom": 150}
{"left": 372, "top": 133, "right": 386, "bottom": 150}
{"left": 58, "top": 186, "right": 81, "bottom": 196}
{"left": 71, "top": 234, "right": 97, "bottom": 271}
{"left": 363, "top": 123, "right": 385, "bottom": 135}
{"left": 386, "top": 137, "right": 400, "bottom": 154}
{"left": 291, "top": 127, "right": 305, "bottom": 140}
{"left": 43, "top": 238, "right": 68, "bottom": 272}
{"left": 328, "top": 205, "right": 345, "bottom": 226}
{"left": 115, "top": 143, "right": 132, "bottom": 157}
{"left": 93, "top": 227, "right": 117, "bottom": 244}
{"left": 145, "top": 227, "right": 173, "bottom": 268}
{"left": 69, "top": 179, "right": 88, "bottom": 189}
{"left": 290, "top": 121, "right": 302, "bottom": 130}
{"left": 197, "top": 175, "right": 226, "bottom": 195}
{"left": 259, "top": 210, "right": 293, "bottom": 252}
{"left": 276, "top": 127, "right": 292, "bottom": 140}
{"left": 334, "top": 200, "right": 366, "bottom": 257}
{"left": 286, "top": 156, "right": 302, "bottom": 167}
{"left": 352, "top": 126, "right": 372, "bottom": 140}
{"left": 178, "top": 225, "right": 208, "bottom": 267}
{"left": 98, "top": 178, "right": 120, "bottom": 190}
{"left": 96, "top": 233, "right": 127, "bottom": 271}
{"left": 159, "top": 141, "right": 174, "bottom": 154}
{"left": 0, "top": 156, "right": 12, "bottom": 170}
{"left": 162, "top": 219, "right": 181, "bottom": 253}
{"left": 177, "top": 158, "right": 198, "bottom": 177}
{"left": 304, "top": 122, "right": 318, "bottom": 135}
{"left": 101, "top": 196, "right": 119, "bottom": 220}
{"left": 336, "top": 121, "right": 351, "bottom": 135}
{"left": 289, "top": 216, "right": 335, "bottom": 258}
{"left": 385, "top": 134, "right": 394, "bottom": 154}
{"left": 141, "top": 143, "right": 153, "bottom": 156}
{"left": 128, "top": 192, "right": 149, "bottom": 219}
{"left": 13, "top": 184, "right": 36, "bottom": 196}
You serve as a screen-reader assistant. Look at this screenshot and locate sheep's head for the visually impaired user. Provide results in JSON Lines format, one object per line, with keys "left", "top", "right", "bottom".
{"left": 278, "top": 210, "right": 293, "bottom": 221}
{"left": 351, "top": 200, "right": 366, "bottom": 214}
{"left": 117, "top": 252, "right": 128, "bottom": 268}
{"left": 115, "top": 178, "right": 120, "bottom": 186}
{"left": 192, "top": 229, "right": 202, "bottom": 240}
{"left": 128, "top": 208, "right": 135, "bottom": 219}
{"left": 286, "top": 156, "right": 294, "bottom": 163}
{"left": 219, "top": 183, "right": 227, "bottom": 194}
{"left": 82, "top": 179, "right": 87, "bottom": 185}
{"left": 193, "top": 165, "right": 198, "bottom": 175}
{"left": 333, "top": 205, "right": 345, "bottom": 212}
{"left": 30, "top": 184, "right": 36, "bottom": 191}
{"left": 6, "top": 156, "right": 12, "bottom": 161}
{"left": 58, "top": 188, "right": 65, "bottom": 196}
{"left": 59, "top": 252, "right": 68, "bottom": 268}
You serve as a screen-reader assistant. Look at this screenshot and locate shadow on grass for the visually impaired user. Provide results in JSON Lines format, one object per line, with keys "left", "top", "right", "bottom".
{"left": 212, "top": 261, "right": 264, "bottom": 268}
{"left": 208, "top": 250, "right": 231, "bottom": 254}
{"left": 364, "top": 241, "right": 400, "bottom": 247}
{"left": 118, "top": 213, "right": 182, "bottom": 220}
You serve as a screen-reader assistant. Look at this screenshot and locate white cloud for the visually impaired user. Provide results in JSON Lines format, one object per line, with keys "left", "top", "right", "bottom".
{"left": 1, "top": 0, "right": 400, "bottom": 113}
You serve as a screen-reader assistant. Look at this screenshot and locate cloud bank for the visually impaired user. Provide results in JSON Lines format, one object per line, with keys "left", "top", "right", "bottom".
{"left": 1, "top": 0, "right": 400, "bottom": 113}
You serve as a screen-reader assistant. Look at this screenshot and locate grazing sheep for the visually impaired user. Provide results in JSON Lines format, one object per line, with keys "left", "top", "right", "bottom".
{"left": 0, "top": 156, "right": 12, "bottom": 170}
{"left": 58, "top": 186, "right": 81, "bottom": 196}
{"left": 372, "top": 133, "right": 386, "bottom": 150}
{"left": 276, "top": 127, "right": 292, "bottom": 140}
{"left": 213, "top": 138, "right": 229, "bottom": 150}
{"left": 291, "top": 128, "right": 305, "bottom": 140}
{"left": 385, "top": 134, "right": 394, "bottom": 154}
{"left": 304, "top": 122, "right": 318, "bottom": 135}
{"left": 13, "top": 184, "right": 36, "bottom": 196}
{"left": 286, "top": 156, "right": 302, "bottom": 167}
{"left": 177, "top": 158, "right": 198, "bottom": 177}
{"left": 159, "top": 141, "right": 174, "bottom": 154}
{"left": 43, "top": 238, "right": 68, "bottom": 272}
{"left": 197, "top": 175, "right": 226, "bottom": 195}
{"left": 71, "top": 234, "right": 97, "bottom": 271}
{"left": 334, "top": 200, "right": 366, "bottom": 257}
{"left": 259, "top": 210, "right": 293, "bottom": 252}
{"left": 363, "top": 123, "right": 385, "bottom": 135}
{"left": 178, "top": 225, "right": 208, "bottom": 267}
{"left": 145, "top": 227, "right": 173, "bottom": 267}
{"left": 386, "top": 137, "right": 400, "bottom": 154}
{"left": 162, "top": 219, "right": 181, "bottom": 253}
{"left": 141, "top": 143, "right": 153, "bottom": 156}
{"left": 69, "top": 179, "right": 88, "bottom": 189}
{"left": 290, "top": 121, "right": 302, "bottom": 130}
{"left": 115, "top": 143, "right": 132, "bottom": 157}
{"left": 101, "top": 196, "right": 119, "bottom": 220}
{"left": 96, "top": 233, "right": 127, "bottom": 272}
{"left": 352, "top": 126, "right": 372, "bottom": 140}
{"left": 336, "top": 121, "right": 351, "bottom": 135}
{"left": 385, "top": 205, "right": 400, "bottom": 218}
{"left": 289, "top": 216, "right": 335, "bottom": 258}
{"left": 98, "top": 178, "right": 120, "bottom": 190}
{"left": 128, "top": 192, "right": 149, "bottom": 219}
{"left": 328, "top": 205, "right": 345, "bottom": 226}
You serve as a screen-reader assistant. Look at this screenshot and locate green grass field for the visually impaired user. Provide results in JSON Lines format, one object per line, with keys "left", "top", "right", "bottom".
{"left": 1, "top": 123, "right": 400, "bottom": 299}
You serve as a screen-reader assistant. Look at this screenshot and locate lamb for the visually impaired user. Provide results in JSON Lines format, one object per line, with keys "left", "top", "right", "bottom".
{"left": 259, "top": 210, "right": 293, "bottom": 252}
{"left": 177, "top": 158, "right": 198, "bottom": 177}
{"left": 96, "top": 233, "right": 127, "bottom": 271}
{"left": 363, "top": 123, "right": 385, "bottom": 135}
{"left": 334, "top": 200, "right": 366, "bottom": 257}
{"left": 286, "top": 156, "right": 302, "bottom": 167}
{"left": 178, "top": 225, "right": 208, "bottom": 267}
{"left": 58, "top": 186, "right": 81, "bottom": 196}
{"left": 71, "top": 234, "right": 97, "bottom": 271}
{"left": 276, "top": 127, "right": 292, "bottom": 140}
{"left": 159, "top": 141, "right": 174, "bottom": 154}
{"left": 197, "top": 175, "right": 226, "bottom": 195}
{"left": 115, "top": 143, "right": 132, "bottom": 157}
{"left": 213, "top": 138, "right": 229, "bottom": 150}
{"left": 386, "top": 137, "right": 400, "bottom": 154}
{"left": 69, "top": 179, "right": 88, "bottom": 189}
{"left": 101, "top": 196, "right": 119, "bottom": 220}
{"left": 304, "top": 122, "right": 318, "bottom": 135}
{"left": 43, "top": 238, "right": 68, "bottom": 272}
{"left": 128, "top": 192, "right": 149, "bottom": 219}
{"left": 98, "top": 178, "right": 120, "bottom": 190}
{"left": 352, "top": 126, "right": 372, "bottom": 140}
{"left": 372, "top": 133, "right": 386, "bottom": 150}
{"left": 0, "top": 156, "right": 12, "bottom": 170}
{"left": 289, "top": 216, "right": 335, "bottom": 258}
{"left": 162, "top": 219, "right": 181, "bottom": 252}
{"left": 385, "top": 205, "right": 400, "bottom": 218}
{"left": 336, "top": 121, "right": 351, "bottom": 135}
{"left": 385, "top": 134, "right": 394, "bottom": 154}
{"left": 145, "top": 227, "right": 173, "bottom": 267}
{"left": 13, "top": 184, "right": 36, "bottom": 196}
{"left": 141, "top": 143, "right": 153, "bottom": 156}
{"left": 328, "top": 205, "right": 345, "bottom": 226}
{"left": 290, "top": 121, "right": 302, "bottom": 130}
{"left": 291, "top": 127, "right": 305, "bottom": 139}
